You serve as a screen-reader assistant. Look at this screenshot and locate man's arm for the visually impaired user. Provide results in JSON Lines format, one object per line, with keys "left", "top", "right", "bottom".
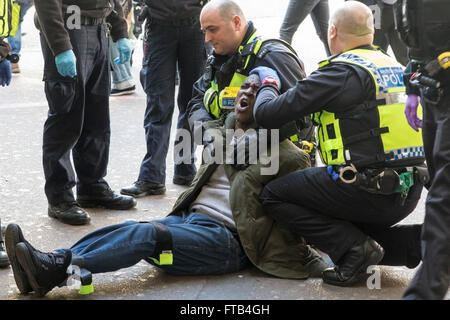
{"left": 254, "top": 42, "right": 306, "bottom": 92}
{"left": 34, "top": 0, "right": 71, "bottom": 56}
{"left": 107, "top": 0, "right": 129, "bottom": 42}
{"left": 254, "top": 65, "right": 356, "bottom": 129}
{"left": 187, "top": 75, "right": 215, "bottom": 133}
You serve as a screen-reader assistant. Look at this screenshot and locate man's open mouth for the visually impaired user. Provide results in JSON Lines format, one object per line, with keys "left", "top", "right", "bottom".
{"left": 237, "top": 97, "right": 249, "bottom": 111}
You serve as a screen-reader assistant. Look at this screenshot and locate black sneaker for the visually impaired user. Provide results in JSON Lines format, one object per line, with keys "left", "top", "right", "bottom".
{"left": 77, "top": 188, "right": 137, "bottom": 210}
{"left": 110, "top": 85, "right": 136, "bottom": 96}
{"left": 120, "top": 181, "right": 166, "bottom": 198}
{"left": 5, "top": 224, "right": 33, "bottom": 293}
{"left": 15, "top": 242, "right": 72, "bottom": 297}
{"left": 173, "top": 175, "right": 195, "bottom": 186}
{"left": 48, "top": 202, "right": 91, "bottom": 225}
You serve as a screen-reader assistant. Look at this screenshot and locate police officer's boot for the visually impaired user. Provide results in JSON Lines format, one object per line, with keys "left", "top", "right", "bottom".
{"left": 15, "top": 242, "right": 72, "bottom": 297}
{"left": 322, "top": 237, "right": 384, "bottom": 287}
{"left": 4, "top": 223, "right": 33, "bottom": 293}
{"left": 0, "top": 218, "right": 10, "bottom": 268}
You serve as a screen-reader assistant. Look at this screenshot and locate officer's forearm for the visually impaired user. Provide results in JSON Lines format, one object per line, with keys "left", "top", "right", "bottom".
{"left": 254, "top": 85, "right": 291, "bottom": 129}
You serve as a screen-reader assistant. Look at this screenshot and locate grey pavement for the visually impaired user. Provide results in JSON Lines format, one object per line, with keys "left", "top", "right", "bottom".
{"left": 0, "top": 0, "right": 443, "bottom": 300}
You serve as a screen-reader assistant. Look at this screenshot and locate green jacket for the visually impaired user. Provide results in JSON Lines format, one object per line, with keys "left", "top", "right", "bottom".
{"left": 169, "top": 114, "right": 327, "bottom": 279}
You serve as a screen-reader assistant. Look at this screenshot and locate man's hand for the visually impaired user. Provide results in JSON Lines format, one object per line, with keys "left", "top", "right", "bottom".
{"left": 115, "top": 38, "right": 132, "bottom": 64}
{"left": 250, "top": 66, "right": 281, "bottom": 90}
{"left": 0, "top": 60, "right": 12, "bottom": 86}
{"left": 405, "top": 94, "right": 422, "bottom": 131}
{"left": 55, "top": 50, "right": 77, "bottom": 78}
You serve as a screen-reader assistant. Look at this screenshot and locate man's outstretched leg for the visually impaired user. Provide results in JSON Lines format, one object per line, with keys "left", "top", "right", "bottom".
{"left": 6, "top": 213, "right": 248, "bottom": 296}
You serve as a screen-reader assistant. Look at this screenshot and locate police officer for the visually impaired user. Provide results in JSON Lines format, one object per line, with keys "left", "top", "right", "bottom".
{"left": 120, "top": 0, "right": 208, "bottom": 197}
{"left": 187, "top": 0, "right": 316, "bottom": 162}
{"left": 34, "top": 0, "right": 137, "bottom": 226}
{"left": 397, "top": 0, "right": 450, "bottom": 300}
{"left": 253, "top": 1, "right": 426, "bottom": 287}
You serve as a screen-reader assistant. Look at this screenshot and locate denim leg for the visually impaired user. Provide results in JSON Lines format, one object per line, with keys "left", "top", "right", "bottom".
{"left": 69, "top": 212, "right": 249, "bottom": 276}
{"left": 138, "top": 23, "right": 177, "bottom": 184}
{"left": 6, "top": 0, "right": 32, "bottom": 54}
{"left": 70, "top": 221, "right": 158, "bottom": 274}
{"left": 279, "top": 0, "right": 321, "bottom": 44}
{"left": 108, "top": 37, "right": 133, "bottom": 85}
{"left": 152, "top": 212, "right": 249, "bottom": 276}
{"left": 173, "top": 22, "right": 206, "bottom": 178}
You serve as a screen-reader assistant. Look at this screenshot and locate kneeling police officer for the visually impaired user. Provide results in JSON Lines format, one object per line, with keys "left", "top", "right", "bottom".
{"left": 252, "top": 1, "right": 427, "bottom": 287}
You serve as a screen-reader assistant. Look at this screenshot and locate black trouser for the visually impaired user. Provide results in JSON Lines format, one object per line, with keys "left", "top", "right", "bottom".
{"left": 260, "top": 166, "right": 423, "bottom": 266}
{"left": 373, "top": 4, "right": 408, "bottom": 66}
{"left": 138, "top": 20, "right": 206, "bottom": 184}
{"left": 40, "top": 24, "right": 111, "bottom": 205}
{"left": 404, "top": 91, "right": 450, "bottom": 299}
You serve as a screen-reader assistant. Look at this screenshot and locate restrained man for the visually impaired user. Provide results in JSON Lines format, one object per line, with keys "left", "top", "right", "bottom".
{"left": 34, "top": 0, "right": 136, "bottom": 226}
{"left": 252, "top": 1, "right": 426, "bottom": 287}
{"left": 187, "top": 0, "right": 317, "bottom": 166}
{"left": 5, "top": 74, "right": 327, "bottom": 297}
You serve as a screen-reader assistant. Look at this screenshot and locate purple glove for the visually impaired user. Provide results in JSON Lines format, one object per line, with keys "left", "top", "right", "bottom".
{"left": 405, "top": 94, "right": 422, "bottom": 132}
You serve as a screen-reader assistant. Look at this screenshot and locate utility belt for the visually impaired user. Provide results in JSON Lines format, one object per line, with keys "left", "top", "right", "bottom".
{"left": 150, "top": 16, "right": 199, "bottom": 27}
{"left": 328, "top": 164, "right": 429, "bottom": 205}
{"left": 64, "top": 14, "right": 107, "bottom": 26}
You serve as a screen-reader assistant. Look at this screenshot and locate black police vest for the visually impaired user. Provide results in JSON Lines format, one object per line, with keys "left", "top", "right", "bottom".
{"left": 397, "top": 0, "right": 450, "bottom": 61}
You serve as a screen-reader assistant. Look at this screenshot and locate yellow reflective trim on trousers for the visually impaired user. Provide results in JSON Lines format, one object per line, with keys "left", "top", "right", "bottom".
{"left": 78, "top": 283, "right": 94, "bottom": 295}
{"left": 149, "top": 251, "right": 173, "bottom": 265}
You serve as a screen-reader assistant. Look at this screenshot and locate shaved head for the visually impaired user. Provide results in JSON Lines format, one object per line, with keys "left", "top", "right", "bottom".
{"left": 327, "top": 1, "right": 375, "bottom": 54}
{"left": 200, "top": 0, "right": 249, "bottom": 55}
{"left": 202, "top": 0, "right": 246, "bottom": 23}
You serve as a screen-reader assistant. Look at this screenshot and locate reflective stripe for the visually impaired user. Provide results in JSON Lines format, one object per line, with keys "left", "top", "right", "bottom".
{"left": 78, "top": 283, "right": 94, "bottom": 295}
{"left": 315, "top": 48, "right": 424, "bottom": 166}
{"left": 149, "top": 250, "right": 173, "bottom": 265}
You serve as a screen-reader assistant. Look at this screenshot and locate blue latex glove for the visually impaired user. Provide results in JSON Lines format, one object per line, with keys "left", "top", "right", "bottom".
{"left": 0, "top": 60, "right": 12, "bottom": 87}
{"left": 55, "top": 50, "right": 77, "bottom": 78}
{"left": 115, "top": 38, "right": 132, "bottom": 64}
{"left": 404, "top": 94, "right": 422, "bottom": 132}
{"left": 249, "top": 66, "right": 281, "bottom": 91}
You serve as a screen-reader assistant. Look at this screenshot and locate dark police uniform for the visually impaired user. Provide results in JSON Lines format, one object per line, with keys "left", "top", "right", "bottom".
{"left": 254, "top": 46, "right": 426, "bottom": 278}
{"left": 397, "top": 0, "right": 450, "bottom": 300}
{"left": 137, "top": 0, "right": 208, "bottom": 186}
{"left": 34, "top": 0, "right": 128, "bottom": 205}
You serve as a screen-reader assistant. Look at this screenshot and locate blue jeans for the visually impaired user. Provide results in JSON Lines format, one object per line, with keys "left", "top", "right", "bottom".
{"left": 7, "top": 0, "right": 33, "bottom": 54}
{"left": 138, "top": 21, "right": 206, "bottom": 184}
{"left": 108, "top": 37, "right": 133, "bottom": 86}
{"left": 69, "top": 212, "right": 249, "bottom": 275}
{"left": 279, "top": 0, "right": 330, "bottom": 55}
